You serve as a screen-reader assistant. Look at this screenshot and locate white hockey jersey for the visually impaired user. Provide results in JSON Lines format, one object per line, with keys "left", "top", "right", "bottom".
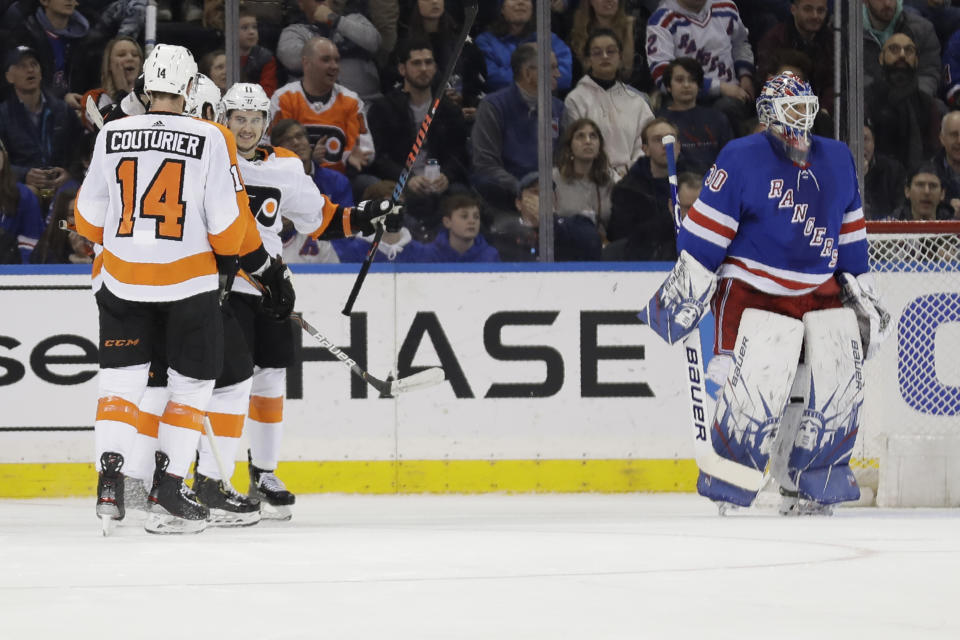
{"left": 646, "top": 0, "right": 754, "bottom": 95}
{"left": 233, "top": 145, "right": 343, "bottom": 296}
{"left": 76, "top": 113, "right": 248, "bottom": 302}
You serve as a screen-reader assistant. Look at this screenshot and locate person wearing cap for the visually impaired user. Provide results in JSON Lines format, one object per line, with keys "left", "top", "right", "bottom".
{"left": 487, "top": 171, "right": 602, "bottom": 262}
{"left": 0, "top": 46, "right": 82, "bottom": 198}
{"left": 11, "top": 0, "right": 92, "bottom": 106}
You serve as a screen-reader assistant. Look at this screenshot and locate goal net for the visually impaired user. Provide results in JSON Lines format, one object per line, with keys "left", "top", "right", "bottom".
{"left": 854, "top": 220, "right": 960, "bottom": 506}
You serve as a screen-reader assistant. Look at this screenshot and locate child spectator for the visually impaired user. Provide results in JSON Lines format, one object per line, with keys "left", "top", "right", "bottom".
{"left": 655, "top": 57, "right": 733, "bottom": 174}
{"left": 552, "top": 118, "right": 618, "bottom": 237}
{"left": 424, "top": 194, "right": 500, "bottom": 262}
{"left": 564, "top": 28, "right": 653, "bottom": 178}
{"left": 239, "top": 8, "right": 280, "bottom": 96}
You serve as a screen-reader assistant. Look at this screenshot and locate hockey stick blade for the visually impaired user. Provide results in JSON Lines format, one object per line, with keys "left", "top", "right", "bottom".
{"left": 390, "top": 367, "right": 446, "bottom": 395}
{"left": 85, "top": 95, "right": 104, "bottom": 131}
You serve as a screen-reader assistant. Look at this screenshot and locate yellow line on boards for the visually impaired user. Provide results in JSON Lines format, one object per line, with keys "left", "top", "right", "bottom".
{"left": 0, "top": 459, "right": 699, "bottom": 498}
{"left": 0, "top": 458, "right": 880, "bottom": 498}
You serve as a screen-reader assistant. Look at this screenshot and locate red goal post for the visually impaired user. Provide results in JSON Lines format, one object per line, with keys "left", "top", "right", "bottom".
{"left": 854, "top": 220, "right": 960, "bottom": 506}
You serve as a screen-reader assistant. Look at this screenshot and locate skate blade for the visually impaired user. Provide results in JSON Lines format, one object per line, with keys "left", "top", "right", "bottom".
{"left": 259, "top": 503, "right": 292, "bottom": 521}
{"left": 145, "top": 506, "right": 208, "bottom": 535}
{"left": 207, "top": 508, "right": 261, "bottom": 527}
{"left": 99, "top": 514, "right": 117, "bottom": 536}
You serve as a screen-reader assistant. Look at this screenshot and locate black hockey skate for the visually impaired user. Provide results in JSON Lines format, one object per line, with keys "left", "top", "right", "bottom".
{"left": 248, "top": 450, "right": 295, "bottom": 521}
{"left": 194, "top": 471, "right": 261, "bottom": 527}
{"left": 96, "top": 451, "right": 125, "bottom": 536}
{"left": 145, "top": 451, "right": 209, "bottom": 534}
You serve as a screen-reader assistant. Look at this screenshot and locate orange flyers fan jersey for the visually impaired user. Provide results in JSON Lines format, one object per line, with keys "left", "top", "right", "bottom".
{"left": 268, "top": 81, "right": 375, "bottom": 173}
{"left": 75, "top": 113, "right": 248, "bottom": 302}
{"left": 232, "top": 145, "right": 340, "bottom": 297}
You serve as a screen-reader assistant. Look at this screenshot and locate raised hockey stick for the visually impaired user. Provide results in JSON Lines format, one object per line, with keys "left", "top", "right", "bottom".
{"left": 292, "top": 312, "right": 446, "bottom": 396}
{"left": 341, "top": 0, "right": 479, "bottom": 316}
{"left": 662, "top": 135, "right": 765, "bottom": 492}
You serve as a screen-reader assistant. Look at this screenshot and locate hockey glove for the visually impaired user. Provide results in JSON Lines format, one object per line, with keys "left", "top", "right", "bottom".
{"left": 251, "top": 256, "right": 296, "bottom": 320}
{"left": 638, "top": 250, "right": 717, "bottom": 344}
{"left": 351, "top": 199, "right": 404, "bottom": 235}
{"left": 839, "top": 272, "right": 891, "bottom": 360}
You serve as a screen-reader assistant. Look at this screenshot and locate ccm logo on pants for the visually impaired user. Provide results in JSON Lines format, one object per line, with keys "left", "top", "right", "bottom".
{"left": 103, "top": 339, "right": 141, "bottom": 347}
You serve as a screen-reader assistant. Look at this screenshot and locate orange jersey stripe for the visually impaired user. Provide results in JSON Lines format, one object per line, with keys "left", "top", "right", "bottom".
{"left": 137, "top": 411, "right": 160, "bottom": 438}
{"left": 96, "top": 396, "right": 139, "bottom": 428}
{"left": 207, "top": 412, "right": 245, "bottom": 438}
{"left": 249, "top": 395, "right": 283, "bottom": 424}
{"left": 207, "top": 121, "right": 250, "bottom": 256}
{"left": 308, "top": 198, "right": 344, "bottom": 239}
{"left": 207, "top": 209, "right": 248, "bottom": 256}
{"left": 92, "top": 252, "right": 103, "bottom": 279}
{"left": 101, "top": 248, "right": 217, "bottom": 286}
{"left": 161, "top": 402, "right": 205, "bottom": 432}
{"left": 74, "top": 193, "right": 104, "bottom": 245}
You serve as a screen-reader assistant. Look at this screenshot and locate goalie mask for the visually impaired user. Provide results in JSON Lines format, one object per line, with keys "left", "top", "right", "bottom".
{"left": 186, "top": 73, "right": 224, "bottom": 122}
{"left": 756, "top": 71, "right": 819, "bottom": 164}
{"left": 142, "top": 44, "right": 197, "bottom": 100}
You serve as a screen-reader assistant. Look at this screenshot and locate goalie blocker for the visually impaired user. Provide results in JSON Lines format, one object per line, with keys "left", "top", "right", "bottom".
{"left": 640, "top": 250, "right": 888, "bottom": 511}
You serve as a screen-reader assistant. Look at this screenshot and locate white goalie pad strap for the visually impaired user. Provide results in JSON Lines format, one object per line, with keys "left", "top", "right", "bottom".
{"left": 794, "top": 308, "right": 865, "bottom": 469}
{"left": 839, "top": 272, "right": 891, "bottom": 360}
{"left": 707, "top": 309, "right": 804, "bottom": 479}
{"left": 639, "top": 250, "right": 717, "bottom": 345}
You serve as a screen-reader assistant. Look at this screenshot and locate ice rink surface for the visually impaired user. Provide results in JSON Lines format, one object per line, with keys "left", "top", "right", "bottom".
{"left": 0, "top": 493, "right": 957, "bottom": 639}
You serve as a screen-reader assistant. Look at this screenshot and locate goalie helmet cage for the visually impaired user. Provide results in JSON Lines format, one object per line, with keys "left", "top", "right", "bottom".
{"left": 855, "top": 220, "right": 960, "bottom": 507}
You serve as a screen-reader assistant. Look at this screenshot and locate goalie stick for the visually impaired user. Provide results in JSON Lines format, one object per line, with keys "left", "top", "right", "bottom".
{"left": 292, "top": 312, "right": 445, "bottom": 396}
{"left": 341, "top": 0, "right": 479, "bottom": 316}
{"left": 662, "top": 135, "right": 765, "bottom": 492}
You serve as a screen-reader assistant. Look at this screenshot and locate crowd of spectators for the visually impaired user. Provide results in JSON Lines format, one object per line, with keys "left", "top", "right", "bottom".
{"left": 2, "top": 0, "right": 960, "bottom": 266}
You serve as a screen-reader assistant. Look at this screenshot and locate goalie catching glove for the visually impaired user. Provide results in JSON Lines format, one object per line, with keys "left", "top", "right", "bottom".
{"left": 350, "top": 199, "right": 404, "bottom": 235}
{"left": 250, "top": 256, "right": 296, "bottom": 320}
{"left": 838, "top": 272, "right": 891, "bottom": 360}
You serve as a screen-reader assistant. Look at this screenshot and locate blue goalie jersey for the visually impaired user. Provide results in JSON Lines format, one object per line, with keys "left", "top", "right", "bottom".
{"left": 678, "top": 133, "right": 869, "bottom": 296}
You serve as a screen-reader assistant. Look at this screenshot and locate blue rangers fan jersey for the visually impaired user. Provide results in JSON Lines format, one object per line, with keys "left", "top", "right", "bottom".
{"left": 678, "top": 133, "right": 868, "bottom": 296}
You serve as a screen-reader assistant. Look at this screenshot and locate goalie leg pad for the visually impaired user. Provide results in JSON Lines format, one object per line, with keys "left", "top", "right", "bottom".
{"left": 785, "top": 308, "right": 865, "bottom": 505}
{"left": 696, "top": 309, "right": 804, "bottom": 505}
